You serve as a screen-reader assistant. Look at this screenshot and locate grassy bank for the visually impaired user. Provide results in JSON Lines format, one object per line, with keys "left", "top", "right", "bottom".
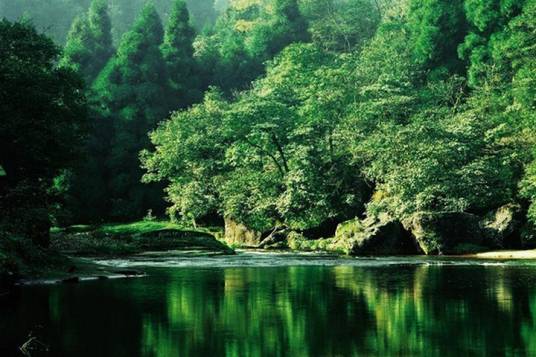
{"left": 0, "top": 221, "right": 231, "bottom": 287}
{"left": 51, "top": 220, "right": 231, "bottom": 256}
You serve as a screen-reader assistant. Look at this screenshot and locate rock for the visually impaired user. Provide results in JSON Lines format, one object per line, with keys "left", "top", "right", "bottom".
{"left": 480, "top": 203, "right": 523, "bottom": 248}
{"left": 224, "top": 217, "right": 262, "bottom": 247}
{"left": 403, "top": 212, "right": 484, "bottom": 255}
{"left": 335, "top": 217, "right": 419, "bottom": 255}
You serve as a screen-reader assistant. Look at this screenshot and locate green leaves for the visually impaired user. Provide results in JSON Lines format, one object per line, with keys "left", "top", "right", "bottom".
{"left": 0, "top": 19, "right": 88, "bottom": 244}
{"left": 61, "top": 0, "right": 114, "bottom": 84}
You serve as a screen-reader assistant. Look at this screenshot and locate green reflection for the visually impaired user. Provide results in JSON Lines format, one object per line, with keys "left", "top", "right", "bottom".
{"left": 3, "top": 264, "right": 536, "bottom": 356}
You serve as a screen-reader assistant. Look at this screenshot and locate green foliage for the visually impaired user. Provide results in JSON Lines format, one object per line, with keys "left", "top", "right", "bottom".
{"left": 93, "top": 3, "right": 171, "bottom": 220}
{"left": 459, "top": 0, "right": 527, "bottom": 87}
{"left": 161, "top": 0, "right": 200, "bottom": 106}
{"left": 61, "top": 0, "right": 114, "bottom": 84}
{"left": 145, "top": 44, "right": 369, "bottom": 232}
{"left": 407, "top": 0, "right": 467, "bottom": 74}
{"left": 300, "top": 0, "right": 382, "bottom": 52}
{"left": 521, "top": 158, "right": 536, "bottom": 224}
{"left": 0, "top": 19, "right": 87, "bottom": 246}
{"left": 142, "top": 89, "right": 229, "bottom": 222}
{"left": 359, "top": 98, "right": 519, "bottom": 219}
{"left": 195, "top": 0, "right": 310, "bottom": 93}
{"left": 4, "top": 0, "right": 536, "bottom": 246}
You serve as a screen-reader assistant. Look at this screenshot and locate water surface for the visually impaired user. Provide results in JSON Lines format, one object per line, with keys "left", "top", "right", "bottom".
{"left": 2, "top": 252, "right": 536, "bottom": 356}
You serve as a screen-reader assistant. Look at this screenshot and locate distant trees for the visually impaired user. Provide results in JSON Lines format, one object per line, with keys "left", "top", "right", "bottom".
{"left": 0, "top": 19, "right": 87, "bottom": 246}
{"left": 195, "top": 0, "right": 311, "bottom": 93}
{"left": 162, "top": 0, "right": 200, "bottom": 107}
{"left": 0, "top": 0, "right": 225, "bottom": 44}
{"left": 61, "top": 1, "right": 205, "bottom": 223}
{"left": 62, "top": 0, "right": 114, "bottom": 84}
{"left": 93, "top": 3, "right": 172, "bottom": 220}
{"left": 0, "top": 0, "right": 92, "bottom": 43}
{"left": 301, "top": 0, "right": 381, "bottom": 52}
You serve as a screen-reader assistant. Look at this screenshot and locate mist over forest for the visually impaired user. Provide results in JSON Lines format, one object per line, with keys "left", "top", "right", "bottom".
{"left": 0, "top": 0, "right": 230, "bottom": 43}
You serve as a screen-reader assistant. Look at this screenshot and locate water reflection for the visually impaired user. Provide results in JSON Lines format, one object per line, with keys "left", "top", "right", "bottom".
{"left": 2, "top": 263, "right": 536, "bottom": 356}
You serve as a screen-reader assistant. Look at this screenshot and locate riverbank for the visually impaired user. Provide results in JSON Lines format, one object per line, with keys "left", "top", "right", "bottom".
{"left": 0, "top": 221, "right": 234, "bottom": 287}
{"left": 468, "top": 249, "right": 536, "bottom": 260}
{"left": 50, "top": 221, "right": 232, "bottom": 256}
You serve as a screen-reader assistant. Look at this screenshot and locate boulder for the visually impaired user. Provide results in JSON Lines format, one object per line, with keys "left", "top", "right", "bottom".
{"left": 403, "top": 212, "right": 484, "bottom": 255}
{"left": 335, "top": 217, "right": 419, "bottom": 255}
{"left": 224, "top": 218, "right": 262, "bottom": 247}
{"left": 480, "top": 203, "right": 523, "bottom": 248}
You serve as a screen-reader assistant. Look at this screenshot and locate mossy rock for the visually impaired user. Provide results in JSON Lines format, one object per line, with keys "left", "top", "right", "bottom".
{"left": 481, "top": 203, "right": 523, "bottom": 248}
{"left": 224, "top": 218, "right": 262, "bottom": 247}
{"left": 403, "top": 212, "right": 484, "bottom": 255}
{"left": 336, "top": 217, "right": 419, "bottom": 256}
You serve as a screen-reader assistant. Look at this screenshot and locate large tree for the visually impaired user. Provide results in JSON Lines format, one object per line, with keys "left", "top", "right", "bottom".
{"left": 407, "top": 0, "right": 467, "bottom": 76}
{"left": 0, "top": 19, "right": 87, "bottom": 246}
{"left": 61, "top": 0, "right": 114, "bottom": 84}
{"left": 94, "top": 3, "right": 171, "bottom": 220}
{"left": 161, "top": 0, "right": 200, "bottom": 107}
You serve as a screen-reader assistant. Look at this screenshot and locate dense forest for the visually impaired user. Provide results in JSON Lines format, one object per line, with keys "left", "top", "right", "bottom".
{"left": 1, "top": 0, "right": 535, "bottom": 268}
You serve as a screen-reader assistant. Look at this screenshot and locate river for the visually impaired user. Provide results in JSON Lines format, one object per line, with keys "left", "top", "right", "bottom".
{"left": 2, "top": 251, "right": 536, "bottom": 356}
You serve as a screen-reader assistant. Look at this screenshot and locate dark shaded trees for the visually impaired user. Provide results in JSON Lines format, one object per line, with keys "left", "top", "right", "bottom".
{"left": 0, "top": 20, "right": 87, "bottom": 246}
{"left": 94, "top": 3, "right": 171, "bottom": 220}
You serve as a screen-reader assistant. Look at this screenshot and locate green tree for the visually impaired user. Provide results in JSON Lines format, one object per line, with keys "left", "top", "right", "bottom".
{"left": 142, "top": 89, "right": 230, "bottom": 224}
{"left": 407, "top": 0, "right": 467, "bottom": 76}
{"left": 62, "top": 0, "right": 114, "bottom": 84}
{"left": 0, "top": 19, "right": 87, "bottom": 246}
{"left": 161, "top": 0, "right": 200, "bottom": 107}
{"left": 300, "top": 0, "right": 381, "bottom": 52}
{"left": 94, "top": 3, "right": 171, "bottom": 220}
{"left": 459, "top": 0, "right": 526, "bottom": 87}
{"left": 195, "top": 0, "right": 311, "bottom": 94}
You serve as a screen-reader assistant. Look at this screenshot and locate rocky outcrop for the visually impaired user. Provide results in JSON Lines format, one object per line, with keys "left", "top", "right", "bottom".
{"left": 335, "top": 216, "right": 419, "bottom": 255}
{"left": 480, "top": 204, "right": 523, "bottom": 248}
{"left": 402, "top": 212, "right": 484, "bottom": 255}
{"left": 224, "top": 218, "right": 262, "bottom": 247}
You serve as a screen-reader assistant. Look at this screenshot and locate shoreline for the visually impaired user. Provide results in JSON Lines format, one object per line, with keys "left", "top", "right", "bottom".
{"left": 6, "top": 248, "right": 536, "bottom": 288}
{"left": 465, "top": 249, "right": 536, "bottom": 260}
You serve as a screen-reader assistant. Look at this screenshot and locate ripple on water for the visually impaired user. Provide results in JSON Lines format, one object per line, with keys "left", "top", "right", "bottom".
{"left": 91, "top": 250, "right": 536, "bottom": 269}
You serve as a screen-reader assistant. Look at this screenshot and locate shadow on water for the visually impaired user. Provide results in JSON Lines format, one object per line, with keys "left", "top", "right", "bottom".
{"left": 2, "top": 254, "right": 536, "bottom": 356}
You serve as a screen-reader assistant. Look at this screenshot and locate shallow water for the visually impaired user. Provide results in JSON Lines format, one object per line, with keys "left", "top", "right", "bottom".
{"left": 2, "top": 252, "right": 536, "bottom": 356}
